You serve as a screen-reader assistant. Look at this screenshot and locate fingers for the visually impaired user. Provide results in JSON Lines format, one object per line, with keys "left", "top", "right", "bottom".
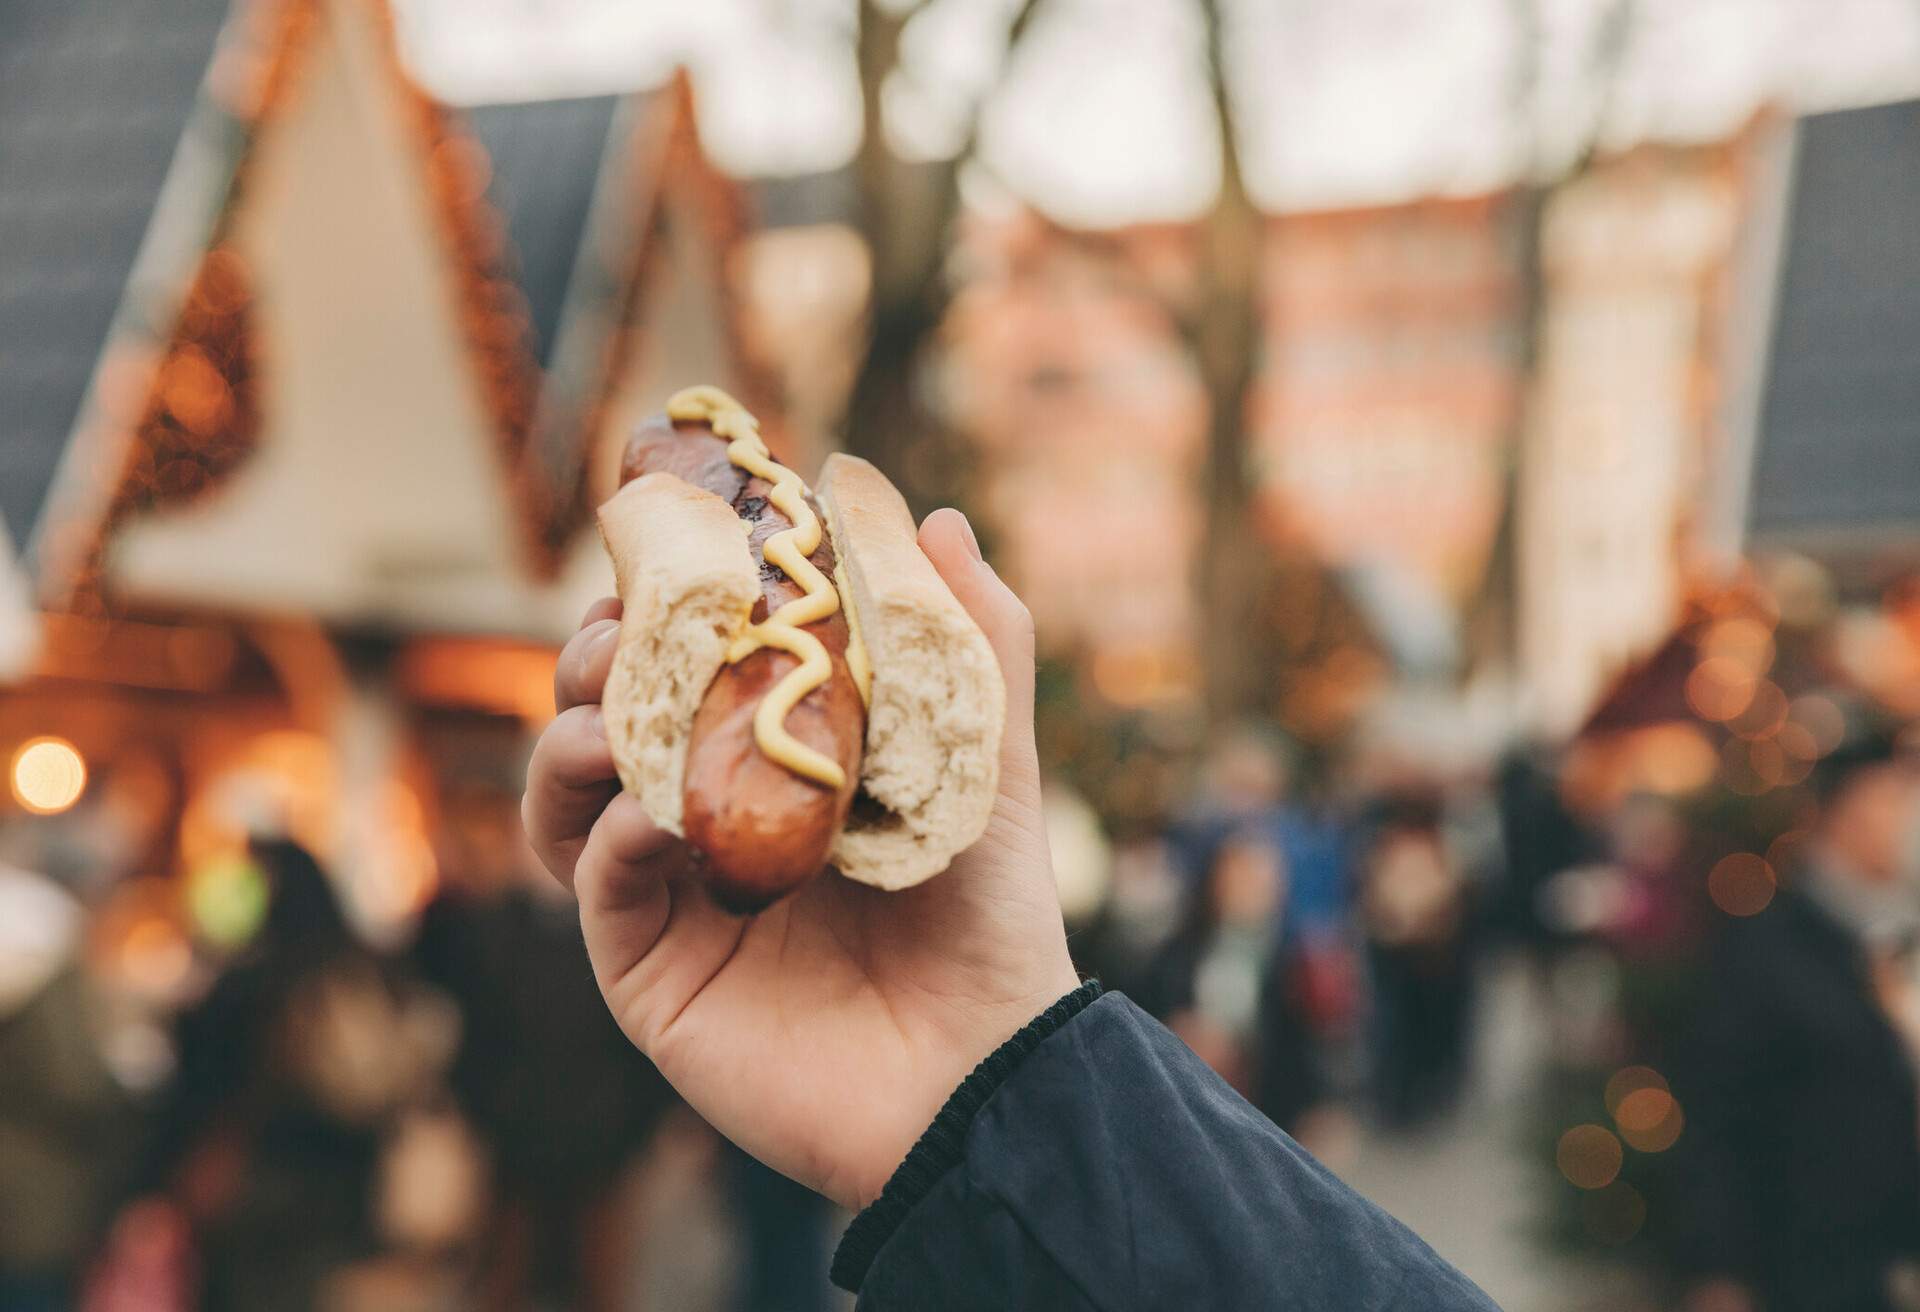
{"left": 580, "top": 595, "right": 623, "bottom": 628}
{"left": 555, "top": 615, "right": 622, "bottom": 713}
{"left": 572, "top": 795, "right": 673, "bottom": 1020}
{"left": 522, "top": 704, "right": 619, "bottom": 887}
{"left": 572, "top": 791, "right": 678, "bottom": 915}
{"left": 918, "top": 508, "right": 1035, "bottom": 729}
{"left": 570, "top": 793, "right": 724, "bottom": 1029}
{"left": 915, "top": 509, "right": 1060, "bottom": 930}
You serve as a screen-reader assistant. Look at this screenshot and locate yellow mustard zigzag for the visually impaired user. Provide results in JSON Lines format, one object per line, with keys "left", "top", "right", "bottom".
{"left": 665, "top": 385, "right": 853, "bottom": 789}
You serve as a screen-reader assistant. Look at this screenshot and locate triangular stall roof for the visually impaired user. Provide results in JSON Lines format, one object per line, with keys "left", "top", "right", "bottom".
{"left": 1747, "top": 98, "right": 1920, "bottom": 582}
{"left": 0, "top": 0, "right": 238, "bottom": 554}
{"left": 31, "top": 0, "right": 558, "bottom": 635}
{"left": 465, "top": 93, "right": 622, "bottom": 371}
{"left": 528, "top": 71, "right": 788, "bottom": 621}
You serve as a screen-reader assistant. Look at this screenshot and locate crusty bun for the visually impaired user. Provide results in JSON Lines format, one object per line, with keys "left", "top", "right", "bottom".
{"left": 596, "top": 455, "right": 1003, "bottom": 894}
{"left": 817, "top": 454, "right": 1004, "bottom": 889}
{"left": 598, "top": 472, "right": 758, "bottom": 836}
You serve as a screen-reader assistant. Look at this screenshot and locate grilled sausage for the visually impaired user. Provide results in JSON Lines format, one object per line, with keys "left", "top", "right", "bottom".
{"left": 619, "top": 414, "right": 866, "bottom": 911}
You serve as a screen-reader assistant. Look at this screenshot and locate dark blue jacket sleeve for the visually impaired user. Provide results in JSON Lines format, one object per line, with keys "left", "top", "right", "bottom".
{"left": 834, "top": 986, "right": 1499, "bottom": 1311}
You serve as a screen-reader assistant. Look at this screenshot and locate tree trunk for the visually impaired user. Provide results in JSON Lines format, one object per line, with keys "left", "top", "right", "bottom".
{"left": 1193, "top": 0, "right": 1269, "bottom": 725}
{"left": 842, "top": 0, "right": 1046, "bottom": 514}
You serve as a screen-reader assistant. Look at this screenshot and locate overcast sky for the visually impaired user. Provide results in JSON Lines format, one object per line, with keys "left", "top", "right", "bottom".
{"left": 392, "top": 0, "right": 1920, "bottom": 225}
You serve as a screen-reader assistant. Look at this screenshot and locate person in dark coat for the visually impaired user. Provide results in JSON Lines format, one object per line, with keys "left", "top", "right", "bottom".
{"left": 412, "top": 785, "right": 676, "bottom": 1312}
{"left": 522, "top": 512, "right": 1499, "bottom": 1311}
{"left": 1356, "top": 794, "right": 1475, "bottom": 1127}
{"left": 1493, "top": 744, "right": 1593, "bottom": 952}
{"left": 134, "top": 840, "right": 425, "bottom": 1312}
{"left": 1673, "top": 731, "right": 1920, "bottom": 1312}
{"left": 1142, "top": 829, "right": 1326, "bottom": 1133}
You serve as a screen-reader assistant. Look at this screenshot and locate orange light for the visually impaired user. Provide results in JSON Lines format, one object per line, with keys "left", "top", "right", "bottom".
{"left": 1766, "top": 828, "right": 1810, "bottom": 873}
{"left": 1685, "top": 658, "right": 1757, "bottom": 722}
{"left": 1775, "top": 721, "right": 1819, "bottom": 761}
{"left": 1776, "top": 748, "right": 1813, "bottom": 787}
{"left": 1708, "top": 853, "right": 1775, "bottom": 917}
{"left": 121, "top": 916, "right": 193, "bottom": 996}
{"left": 1616, "top": 1089, "right": 1684, "bottom": 1152}
{"left": 166, "top": 626, "right": 238, "bottom": 682}
{"left": 1700, "top": 617, "right": 1774, "bottom": 676}
{"left": 11, "top": 737, "right": 87, "bottom": 815}
{"left": 1090, "top": 643, "right": 1198, "bottom": 708}
{"left": 394, "top": 641, "right": 561, "bottom": 724}
{"left": 1789, "top": 694, "right": 1846, "bottom": 754}
{"left": 1604, "top": 1065, "right": 1668, "bottom": 1119}
{"left": 1748, "top": 737, "right": 1788, "bottom": 788}
{"left": 1633, "top": 723, "right": 1718, "bottom": 795}
{"left": 1614, "top": 1089, "right": 1670, "bottom": 1134}
{"left": 1729, "top": 680, "right": 1789, "bottom": 740}
{"left": 351, "top": 781, "right": 440, "bottom": 926}
{"left": 159, "top": 346, "right": 233, "bottom": 435}
{"left": 1557, "top": 1124, "right": 1623, "bottom": 1190}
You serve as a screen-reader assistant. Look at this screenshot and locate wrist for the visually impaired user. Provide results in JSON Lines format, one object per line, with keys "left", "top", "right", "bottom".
{"left": 832, "top": 979, "right": 1105, "bottom": 1290}
{"left": 845, "top": 976, "right": 1078, "bottom": 1210}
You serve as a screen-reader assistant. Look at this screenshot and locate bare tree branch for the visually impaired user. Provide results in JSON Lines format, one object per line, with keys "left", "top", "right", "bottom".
{"left": 842, "top": 0, "right": 1048, "bottom": 495}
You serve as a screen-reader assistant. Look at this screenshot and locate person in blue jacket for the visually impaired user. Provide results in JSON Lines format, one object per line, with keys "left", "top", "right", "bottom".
{"left": 522, "top": 506, "right": 1500, "bottom": 1311}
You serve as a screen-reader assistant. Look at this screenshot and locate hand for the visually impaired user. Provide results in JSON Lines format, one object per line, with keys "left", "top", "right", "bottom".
{"left": 523, "top": 509, "right": 1079, "bottom": 1210}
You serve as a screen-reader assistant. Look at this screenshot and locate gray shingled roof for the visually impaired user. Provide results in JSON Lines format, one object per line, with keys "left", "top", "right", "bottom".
{"left": 0, "top": 0, "right": 235, "bottom": 553}
{"left": 1750, "top": 99, "right": 1920, "bottom": 552}
{"left": 466, "top": 95, "right": 621, "bottom": 367}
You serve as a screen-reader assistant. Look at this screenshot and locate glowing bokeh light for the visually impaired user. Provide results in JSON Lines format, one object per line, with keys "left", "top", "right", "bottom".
{"left": 1775, "top": 721, "right": 1820, "bottom": 762}
{"left": 1729, "top": 680, "right": 1789, "bottom": 740}
{"left": 121, "top": 916, "right": 193, "bottom": 997}
{"left": 186, "top": 853, "right": 271, "bottom": 949}
{"left": 1685, "top": 658, "right": 1758, "bottom": 722}
{"left": 1701, "top": 617, "right": 1775, "bottom": 674}
{"left": 1747, "top": 737, "right": 1788, "bottom": 788}
{"left": 11, "top": 737, "right": 88, "bottom": 815}
{"left": 1789, "top": 693, "right": 1847, "bottom": 755}
{"left": 1630, "top": 723, "right": 1719, "bottom": 797}
{"left": 1616, "top": 1090, "right": 1684, "bottom": 1152}
{"left": 1708, "top": 853, "right": 1776, "bottom": 917}
{"left": 1604, "top": 1065, "right": 1668, "bottom": 1119}
{"left": 1556, "top": 1124, "right": 1623, "bottom": 1190}
{"left": 1766, "top": 829, "right": 1811, "bottom": 873}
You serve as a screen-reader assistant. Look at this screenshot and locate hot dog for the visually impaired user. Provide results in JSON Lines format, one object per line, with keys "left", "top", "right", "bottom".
{"left": 597, "top": 386, "right": 1004, "bottom": 913}
{"left": 619, "top": 407, "right": 865, "bottom": 910}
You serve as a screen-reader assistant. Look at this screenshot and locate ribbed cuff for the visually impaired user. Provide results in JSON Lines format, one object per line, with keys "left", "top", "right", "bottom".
{"left": 829, "top": 978, "right": 1104, "bottom": 1292}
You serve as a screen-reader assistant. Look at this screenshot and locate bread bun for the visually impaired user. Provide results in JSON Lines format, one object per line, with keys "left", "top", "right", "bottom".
{"left": 596, "top": 455, "right": 1004, "bottom": 893}
{"left": 598, "top": 472, "right": 758, "bottom": 837}
{"left": 817, "top": 454, "right": 1004, "bottom": 889}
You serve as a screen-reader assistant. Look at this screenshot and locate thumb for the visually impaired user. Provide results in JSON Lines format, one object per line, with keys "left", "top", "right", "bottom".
{"left": 918, "top": 507, "right": 1053, "bottom": 881}
{"left": 917, "top": 508, "right": 1035, "bottom": 736}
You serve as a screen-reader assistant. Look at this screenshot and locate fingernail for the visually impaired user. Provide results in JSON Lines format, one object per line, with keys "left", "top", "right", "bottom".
{"left": 585, "top": 620, "right": 620, "bottom": 663}
{"left": 586, "top": 706, "right": 606, "bottom": 740}
{"left": 956, "top": 511, "right": 983, "bottom": 562}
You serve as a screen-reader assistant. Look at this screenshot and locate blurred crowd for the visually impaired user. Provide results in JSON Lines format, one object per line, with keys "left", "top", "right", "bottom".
{"left": 3, "top": 572, "right": 1920, "bottom": 1312}
{"left": 1074, "top": 571, "right": 1920, "bottom": 1312}
{"left": 0, "top": 740, "right": 846, "bottom": 1312}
